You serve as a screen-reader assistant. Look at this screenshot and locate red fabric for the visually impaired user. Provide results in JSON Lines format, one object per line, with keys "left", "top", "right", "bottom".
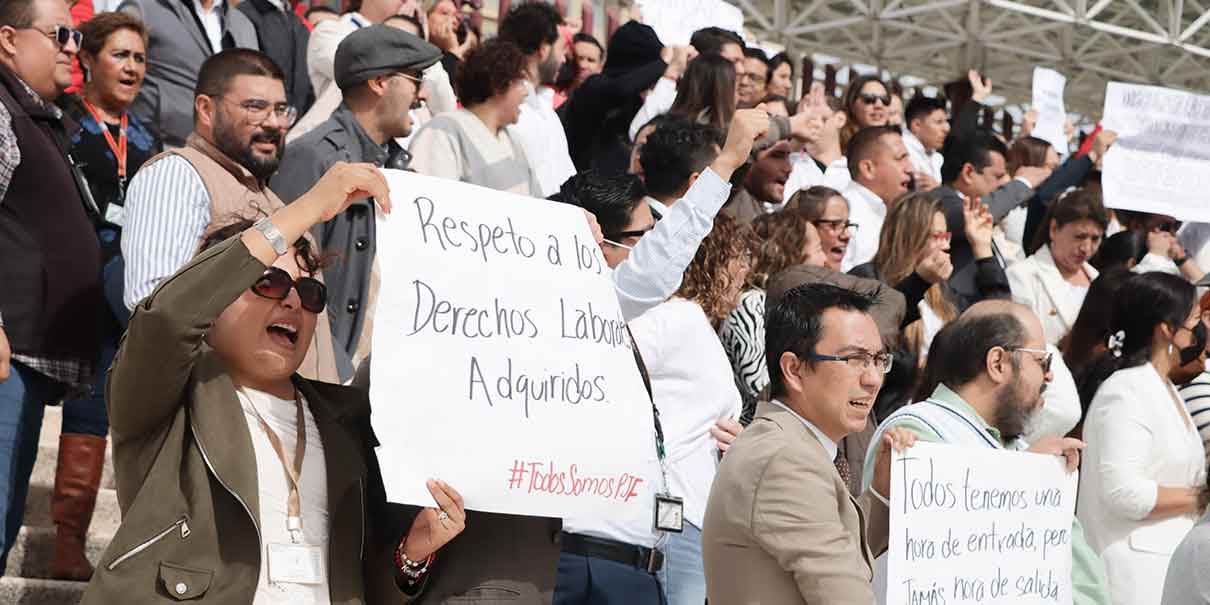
{"left": 67, "top": 0, "right": 95, "bottom": 95}
{"left": 1076, "top": 123, "right": 1102, "bottom": 158}
{"left": 295, "top": 1, "right": 314, "bottom": 31}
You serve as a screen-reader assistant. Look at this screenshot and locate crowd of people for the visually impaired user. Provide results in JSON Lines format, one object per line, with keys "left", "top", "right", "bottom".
{"left": 4, "top": 0, "right": 1210, "bottom": 602}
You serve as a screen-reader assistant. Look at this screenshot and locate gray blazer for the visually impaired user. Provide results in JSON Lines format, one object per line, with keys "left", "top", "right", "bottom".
{"left": 118, "top": 0, "right": 258, "bottom": 148}
{"left": 936, "top": 181, "right": 1032, "bottom": 302}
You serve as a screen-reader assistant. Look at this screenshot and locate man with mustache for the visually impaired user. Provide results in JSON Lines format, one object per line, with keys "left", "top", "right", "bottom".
{"left": 122, "top": 48, "right": 341, "bottom": 381}
{"left": 861, "top": 300, "right": 1112, "bottom": 605}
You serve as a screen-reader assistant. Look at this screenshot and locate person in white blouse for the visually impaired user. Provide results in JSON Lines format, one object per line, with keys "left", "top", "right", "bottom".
{"left": 1007, "top": 188, "right": 1108, "bottom": 346}
{"left": 630, "top": 215, "right": 750, "bottom": 605}
{"left": 1077, "top": 271, "right": 1207, "bottom": 605}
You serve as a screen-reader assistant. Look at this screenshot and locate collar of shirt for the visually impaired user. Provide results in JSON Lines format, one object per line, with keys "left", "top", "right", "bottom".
{"left": 264, "top": 0, "right": 286, "bottom": 11}
{"left": 525, "top": 83, "right": 556, "bottom": 108}
{"left": 190, "top": 0, "right": 223, "bottom": 17}
{"left": 332, "top": 104, "right": 389, "bottom": 166}
{"left": 344, "top": 11, "right": 368, "bottom": 27}
{"left": 846, "top": 180, "right": 886, "bottom": 219}
{"left": 769, "top": 399, "right": 839, "bottom": 460}
{"left": 901, "top": 128, "right": 931, "bottom": 157}
{"left": 12, "top": 73, "right": 60, "bottom": 119}
{"left": 929, "top": 383, "right": 1005, "bottom": 446}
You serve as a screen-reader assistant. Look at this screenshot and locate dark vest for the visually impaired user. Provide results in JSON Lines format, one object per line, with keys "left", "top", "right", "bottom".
{"left": 0, "top": 63, "right": 101, "bottom": 360}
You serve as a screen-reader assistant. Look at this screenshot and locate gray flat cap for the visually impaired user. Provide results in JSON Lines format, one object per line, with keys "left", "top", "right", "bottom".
{"left": 334, "top": 24, "right": 442, "bottom": 91}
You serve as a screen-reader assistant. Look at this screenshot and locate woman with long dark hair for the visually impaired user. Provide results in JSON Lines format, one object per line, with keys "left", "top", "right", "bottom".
{"left": 839, "top": 75, "right": 890, "bottom": 151}
{"left": 667, "top": 54, "right": 736, "bottom": 132}
{"left": 1077, "top": 272, "right": 1206, "bottom": 605}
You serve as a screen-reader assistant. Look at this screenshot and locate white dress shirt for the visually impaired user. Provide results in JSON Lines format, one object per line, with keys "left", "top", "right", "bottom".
{"left": 782, "top": 152, "right": 851, "bottom": 203}
{"left": 192, "top": 0, "right": 224, "bottom": 53}
{"left": 628, "top": 77, "right": 677, "bottom": 142}
{"left": 511, "top": 82, "right": 577, "bottom": 197}
{"left": 237, "top": 388, "right": 331, "bottom": 605}
{"left": 901, "top": 128, "right": 943, "bottom": 183}
{"left": 839, "top": 180, "right": 887, "bottom": 271}
{"left": 768, "top": 399, "right": 838, "bottom": 460}
{"left": 628, "top": 298, "right": 742, "bottom": 528}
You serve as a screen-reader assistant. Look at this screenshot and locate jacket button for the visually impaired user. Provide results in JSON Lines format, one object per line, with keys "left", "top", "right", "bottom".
{"left": 354, "top": 238, "right": 368, "bottom": 251}
{"left": 347, "top": 300, "right": 360, "bottom": 313}
{"left": 175, "top": 582, "right": 187, "bottom": 595}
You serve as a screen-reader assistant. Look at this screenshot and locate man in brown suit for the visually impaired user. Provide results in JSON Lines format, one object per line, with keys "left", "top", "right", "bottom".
{"left": 701, "top": 283, "right": 913, "bottom": 603}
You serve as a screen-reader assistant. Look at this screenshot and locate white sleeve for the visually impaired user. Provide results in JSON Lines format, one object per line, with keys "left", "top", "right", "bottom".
{"left": 611, "top": 168, "right": 731, "bottom": 322}
{"left": 422, "top": 61, "right": 458, "bottom": 116}
{"left": 306, "top": 20, "right": 348, "bottom": 93}
{"left": 120, "top": 156, "right": 211, "bottom": 311}
{"left": 1133, "top": 253, "right": 1181, "bottom": 276}
{"left": 627, "top": 77, "right": 677, "bottom": 142}
{"left": 1087, "top": 383, "right": 1160, "bottom": 521}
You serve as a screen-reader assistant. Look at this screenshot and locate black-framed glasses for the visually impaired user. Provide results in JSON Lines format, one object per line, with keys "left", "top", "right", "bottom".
{"left": 858, "top": 93, "right": 892, "bottom": 106}
{"left": 813, "top": 219, "right": 858, "bottom": 233}
{"left": 24, "top": 25, "right": 82, "bottom": 48}
{"left": 804, "top": 350, "right": 893, "bottom": 375}
{"left": 251, "top": 267, "right": 327, "bottom": 313}
{"left": 1008, "top": 347, "right": 1052, "bottom": 374}
{"left": 216, "top": 96, "right": 298, "bottom": 127}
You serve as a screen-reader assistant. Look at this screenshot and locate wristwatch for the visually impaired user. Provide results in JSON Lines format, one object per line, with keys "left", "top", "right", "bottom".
{"left": 253, "top": 218, "right": 288, "bottom": 256}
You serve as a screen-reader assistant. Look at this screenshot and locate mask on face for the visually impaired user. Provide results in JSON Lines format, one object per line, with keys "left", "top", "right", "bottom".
{"left": 1178, "top": 322, "right": 1207, "bottom": 366}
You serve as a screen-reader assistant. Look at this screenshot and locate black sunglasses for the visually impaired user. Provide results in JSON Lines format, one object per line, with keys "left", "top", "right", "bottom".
{"left": 859, "top": 93, "right": 892, "bottom": 106}
{"left": 251, "top": 267, "right": 327, "bottom": 313}
{"left": 24, "top": 25, "right": 82, "bottom": 48}
{"left": 604, "top": 226, "right": 656, "bottom": 241}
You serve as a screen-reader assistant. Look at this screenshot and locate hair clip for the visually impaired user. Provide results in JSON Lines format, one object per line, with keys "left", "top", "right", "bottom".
{"left": 1107, "top": 330, "right": 1125, "bottom": 358}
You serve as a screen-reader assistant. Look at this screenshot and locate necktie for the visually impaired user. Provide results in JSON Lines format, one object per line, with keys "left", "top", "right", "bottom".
{"left": 834, "top": 448, "right": 852, "bottom": 488}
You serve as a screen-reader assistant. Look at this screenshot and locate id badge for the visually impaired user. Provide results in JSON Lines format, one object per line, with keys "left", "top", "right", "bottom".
{"left": 654, "top": 493, "right": 684, "bottom": 533}
{"left": 104, "top": 202, "right": 126, "bottom": 228}
{"left": 267, "top": 542, "right": 323, "bottom": 585}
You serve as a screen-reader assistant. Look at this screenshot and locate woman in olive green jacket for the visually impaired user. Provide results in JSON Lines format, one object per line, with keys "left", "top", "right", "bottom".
{"left": 85, "top": 163, "right": 465, "bottom": 603}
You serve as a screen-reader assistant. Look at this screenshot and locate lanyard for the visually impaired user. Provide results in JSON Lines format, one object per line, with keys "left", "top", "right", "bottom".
{"left": 245, "top": 389, "right": 308, "bottom": 544}
{"left": 81, "top": 100, "right": 129, "bottom": 196}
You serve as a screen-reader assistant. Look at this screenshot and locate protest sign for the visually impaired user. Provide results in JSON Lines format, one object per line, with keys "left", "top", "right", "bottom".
{"left": 887, "top": 442, "right": 1078, "bottom": 605}
{"left": 1031, "top": 67, "right": 1068, "bottom": 153}
{"left": 1101, "top": 82, "right": 1210, "bottom": 222}
{"left": 368, "top": 170, "right": 659, "bottom": 524}
{"left": 637, "top": 0, "right": 744, "bottom": 46}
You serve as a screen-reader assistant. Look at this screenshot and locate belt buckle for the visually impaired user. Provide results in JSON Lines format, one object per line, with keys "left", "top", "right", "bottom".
{"left": 645, "top": 548, "right": 663, "bottom": 573}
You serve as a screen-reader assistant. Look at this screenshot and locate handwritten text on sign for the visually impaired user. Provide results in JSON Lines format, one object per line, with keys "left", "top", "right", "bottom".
{"left": 888, "top": 443, "right": 1077, "bottom": 605}
{"left": 369, "top": 170, "right": 657, "bottom": 523}
{"left": 1101, "top": 82, "right": 1210, "bottom": 222}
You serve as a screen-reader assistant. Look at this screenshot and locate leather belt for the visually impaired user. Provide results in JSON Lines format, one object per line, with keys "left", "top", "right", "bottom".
{"left": 559, "top": 532, "right": 664, "bottom": 573}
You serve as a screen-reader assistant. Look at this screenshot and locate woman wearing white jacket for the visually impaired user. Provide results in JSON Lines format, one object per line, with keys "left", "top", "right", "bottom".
{"left": 1077, "top": 271, "right": 1207, "bottom": 605}
{"left": 1007, "top": 189, "right": 1108, "bottom": 346}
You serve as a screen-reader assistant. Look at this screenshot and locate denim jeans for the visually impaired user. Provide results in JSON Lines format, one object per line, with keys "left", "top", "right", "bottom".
{"left": 0, "top": 361, "right": 63, "bottom": 573}
{"left": 657, "top": 522, "right": 706, "bottom": 605}
{"left": 60, "top": 255, "right": 126, "bottom": 437}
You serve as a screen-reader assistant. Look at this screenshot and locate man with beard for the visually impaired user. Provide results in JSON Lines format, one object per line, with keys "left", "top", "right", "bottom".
{"left": 496, "top": 2, "right": 576, "bottom": 197}
{"left": 272, "top": 25, "right": 438, "bottom": 380}
{"left": 122, "top": 48, "right": 341, "bottom": 381}
{"left": 861, "top": 300, "right": 1112, "bottom": 605}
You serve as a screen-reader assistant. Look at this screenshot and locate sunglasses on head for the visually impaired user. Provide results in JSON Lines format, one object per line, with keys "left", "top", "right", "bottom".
{"left": 859, "top": 93, "right": 892, "bottom": 106}
{"left": 250, "top": 267, "right": 327, "bottom": 313}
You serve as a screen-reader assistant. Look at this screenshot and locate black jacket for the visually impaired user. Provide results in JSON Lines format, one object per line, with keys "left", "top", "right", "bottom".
{"left": 237, "top": 0, "right": 315, "bottom": 114}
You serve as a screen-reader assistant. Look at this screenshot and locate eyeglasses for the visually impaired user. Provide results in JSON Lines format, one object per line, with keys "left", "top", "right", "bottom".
{"left": 24, "top": 25, "right": 82, "bottom": 49}
{"left": 1008, "top": 347, "right": 1052, "bottom": 374}
{"left": 813, "top": 219, "right": 858, "bottom": 233}
{"left": 251, "top": 267, "right": 327, "bottom": 313}
{"left": 804, "top": 350, "right": 893, "bottom": 375}
{"left": 603, "top": 226, "right": 655, "bottom": 242}
{"left": 217, "top": 96, "right": 298, "bottom": 127}
{"left": 858, "top": 93, "right": 892, "bottom": 106}
{"left": 929, "top": 231, "right": 952, "bottom": 244}
{"left": 741, "top": 72, "right": 766, "bottom": 85}
{"left": 387, "top": 71, "right": 424, "bottom": 86}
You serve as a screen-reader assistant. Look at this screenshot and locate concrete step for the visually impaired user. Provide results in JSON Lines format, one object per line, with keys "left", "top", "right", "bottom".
{"left": 20, "top": 482, "right": 121, "bottom": 536}
{"left": 0, "top": 576, "right": 85, "bottom": 605}
{"left": 4, "top": 526, "right": 113, "bottom": 581}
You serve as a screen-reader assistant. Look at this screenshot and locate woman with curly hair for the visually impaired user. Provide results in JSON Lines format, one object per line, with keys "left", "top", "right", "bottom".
{"left": 719, "top": 211, "right": 826, "bottom": 406}
{"left": 627, "top": 214, "right": 754, "bottom": 605}
{"left": 408, "top": 37, "right": 541, "bottom": 195}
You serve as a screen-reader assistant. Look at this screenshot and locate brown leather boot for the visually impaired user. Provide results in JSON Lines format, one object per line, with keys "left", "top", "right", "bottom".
{"left": 50, "top": 434, "right": 106, "bottom": 581}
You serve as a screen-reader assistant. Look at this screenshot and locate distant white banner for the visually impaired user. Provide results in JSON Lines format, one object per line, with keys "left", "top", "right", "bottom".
{"left": 1101, "top": 82, "right": 1210, "bottom": 222}
{"left": 1031, "top": 67, "right": 1068, "bottom": 153}
{"left": 369, "top": 170, "right": 659, "bottom": 523}
{"left": 637, "top": 0, "right": 744, "bottom": 46}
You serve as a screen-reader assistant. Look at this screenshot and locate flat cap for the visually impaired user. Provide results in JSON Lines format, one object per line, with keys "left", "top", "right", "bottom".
{"left": 335, "top": 24, "right": 442, "bottom": 91}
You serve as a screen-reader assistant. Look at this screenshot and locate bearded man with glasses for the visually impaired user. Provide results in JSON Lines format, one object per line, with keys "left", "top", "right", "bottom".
{"left": 0, "top": 0, "right": 103, "bottom": 574}
{"left": 121, "top": 48, "right": 344, "bottom": 382}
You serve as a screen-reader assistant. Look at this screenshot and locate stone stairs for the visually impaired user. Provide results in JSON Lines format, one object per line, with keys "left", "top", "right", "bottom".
{"left": 0, "top": 406, "right": 119, "bottom": 604}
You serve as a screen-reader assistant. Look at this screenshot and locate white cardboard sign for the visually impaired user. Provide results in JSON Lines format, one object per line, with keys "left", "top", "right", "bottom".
{"left": 1031, "top": 67, "right": 1068, "bottom": 153}
{"left": 887, "top": 442, "right": 1078, "bottom": 605}
{"left": 368, "top": 169, "right": 659, "bottom": 523}
{"left": 1100, "top": 82, "right": 1210, "bottom": 222}
{"left": 637, "top": 0, "right": 745, "bottom": 46}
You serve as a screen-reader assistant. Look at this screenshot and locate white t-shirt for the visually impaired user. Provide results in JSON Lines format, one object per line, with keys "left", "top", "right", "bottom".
{"left": 237, "top": 388, "right": 331, "bottom": 605}
{"left": 628, "top": 298, "right": 742, "bottom": 528}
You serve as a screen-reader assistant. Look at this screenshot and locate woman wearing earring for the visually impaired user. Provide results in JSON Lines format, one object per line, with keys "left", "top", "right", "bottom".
{"left": 49, "top": 11, "right": 156, "bottom": 581}
{"left": 1077, "top": 272, "right": 1207, "bottom": 605}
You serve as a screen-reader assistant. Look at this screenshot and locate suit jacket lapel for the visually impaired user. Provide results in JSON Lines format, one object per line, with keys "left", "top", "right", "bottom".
{"left": 1034, "top": 246, "right": 1080, "bottom": 329}
{"left": 166, "top": 0, "right": 219, "bottom": 57}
